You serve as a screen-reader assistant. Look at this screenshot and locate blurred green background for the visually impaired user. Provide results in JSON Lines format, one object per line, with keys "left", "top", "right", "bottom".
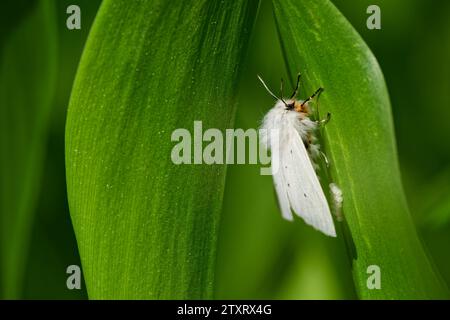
{"left": 1, "top": 0, "right": 449, "bottom": 299}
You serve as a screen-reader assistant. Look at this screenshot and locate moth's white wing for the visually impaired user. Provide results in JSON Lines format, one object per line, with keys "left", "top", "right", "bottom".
{"left": 280, "top": 127, "right": 336, "bottom": 237}
{"left": 271, "top": 144, "right": 294, "bottom": 221}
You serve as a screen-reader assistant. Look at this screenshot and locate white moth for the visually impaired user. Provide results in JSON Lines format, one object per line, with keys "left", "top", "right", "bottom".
{"left": 258, "top": 74, "right": 341, "bottom": 237}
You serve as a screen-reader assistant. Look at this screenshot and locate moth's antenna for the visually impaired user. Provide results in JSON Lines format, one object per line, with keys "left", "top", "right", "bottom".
{"left": 290, "top": 73, "right": 302, "bottom": 99}
{"left": 257, "top": 75, "right": 283, "bottom": 102}
{"left": 280, "top": 78, "right": 288, "bottom": 106}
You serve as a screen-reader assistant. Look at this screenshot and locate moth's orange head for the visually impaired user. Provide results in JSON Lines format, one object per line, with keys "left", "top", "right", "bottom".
{"left": 293, "top": 100, "right": 310, "bottom": 115}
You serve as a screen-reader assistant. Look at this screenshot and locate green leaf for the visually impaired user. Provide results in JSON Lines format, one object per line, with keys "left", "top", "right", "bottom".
{"left": 0, "top": 0, "right": 57, "bottom": 299}
{"left": 66, "top": 0, "right": 259, "bottom": 299}
{"left": 272, "top": 0, "right": 449, "bottom": 299}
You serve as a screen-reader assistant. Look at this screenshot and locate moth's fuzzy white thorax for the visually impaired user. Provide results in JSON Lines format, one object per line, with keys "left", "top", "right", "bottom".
{"left": 260, "top": 100, "right": 320, "bottom": 159}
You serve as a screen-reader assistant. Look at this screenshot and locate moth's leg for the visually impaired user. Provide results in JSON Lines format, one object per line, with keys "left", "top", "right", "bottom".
{"left": 320, "top": 151, "right": 330, "bottom": 168}
{"left": 303, "top": 86, "right": 325, "bottom": 121}
{"left": 301, "top": 87, "right": 324, "bottom": 106}
{"left": 316, "top": 112, "right": 331, "bottom": 127}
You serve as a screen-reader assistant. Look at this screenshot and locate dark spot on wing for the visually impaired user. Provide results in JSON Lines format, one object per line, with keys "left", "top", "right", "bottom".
{"left": 304, "top": 193, "right": 307, "bottom": 198}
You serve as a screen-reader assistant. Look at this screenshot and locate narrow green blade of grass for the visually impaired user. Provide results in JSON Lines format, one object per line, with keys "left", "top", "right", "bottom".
{"left": 0, "top": 0, "right": 57, "bottom": 299}
{"left": 413, "top": 167, "right": 450, "bottom": 230}
{"left": 66, "top": 0, "right": 259, "bottom": 299}
{"left": 272, "top": 0, "right": 449, "bottom": 299}
{"left": 414, "top": 167, "right": 450, "bottom": 288}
